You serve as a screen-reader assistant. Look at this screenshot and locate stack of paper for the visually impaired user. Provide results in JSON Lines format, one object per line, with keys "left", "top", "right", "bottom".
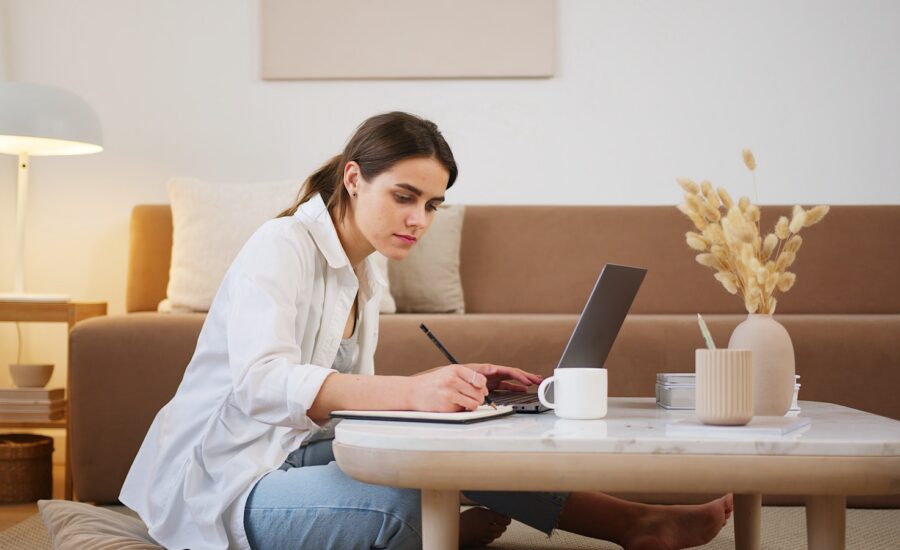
{"left": 0, "top": 387, "right": 66, "bottom": 422}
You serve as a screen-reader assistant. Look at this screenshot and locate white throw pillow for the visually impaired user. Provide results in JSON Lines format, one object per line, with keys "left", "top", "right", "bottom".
{"left": 388, "top": 204, "right": 465, "bottom": 313}
{"left": 160, "top": 177, "right": 301, "bottom": 312}
{"left": 161, "top": 178, "right": 398, "bottom": 313}
{"left": 38, "top": 500, "right": 164, "bottom": 550}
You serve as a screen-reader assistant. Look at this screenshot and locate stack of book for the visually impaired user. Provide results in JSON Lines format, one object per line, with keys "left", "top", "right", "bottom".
{"left": 656, "top": 373, "right": 800, "bottom": 411}
{"left": 0, "top": 387, "right": 66, "bottom": 422}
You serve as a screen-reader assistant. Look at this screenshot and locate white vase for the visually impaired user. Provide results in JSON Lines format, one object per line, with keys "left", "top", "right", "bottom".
{"left": 728, "top": 314, "right": 795, "bottom": 416}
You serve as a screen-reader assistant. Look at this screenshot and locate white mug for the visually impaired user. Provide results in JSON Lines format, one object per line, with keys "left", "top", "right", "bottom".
{"left": 537, "top": 368, "right": 608, "bottom": 419}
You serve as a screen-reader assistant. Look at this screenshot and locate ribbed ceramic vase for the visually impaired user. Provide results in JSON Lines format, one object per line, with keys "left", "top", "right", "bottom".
{"left": 728, "top": 314, "right": 795, "bottom": 416}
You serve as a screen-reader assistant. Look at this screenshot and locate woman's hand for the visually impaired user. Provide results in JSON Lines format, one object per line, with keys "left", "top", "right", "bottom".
{"left": 406, "top": 364, "right": 490, "bottom": 412}
{"left": 462, "top": 363, "right": 543, "bottom": 392}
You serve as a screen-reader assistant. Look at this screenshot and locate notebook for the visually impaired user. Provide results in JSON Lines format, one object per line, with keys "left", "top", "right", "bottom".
{"left": 331, "top": 405, "right": 514, "bottom": 424}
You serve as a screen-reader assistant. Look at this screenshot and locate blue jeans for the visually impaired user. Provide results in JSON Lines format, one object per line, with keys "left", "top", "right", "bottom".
{"left": 244, "top": 439, "right": 569, "bottom": 550}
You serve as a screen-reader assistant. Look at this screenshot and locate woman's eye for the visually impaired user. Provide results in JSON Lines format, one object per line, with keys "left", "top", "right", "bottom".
{"left": 395, "top": 194, "right": 413, "bottom": 203}
{"left": 427, "top": 203, "right": 439, "bottom": 212}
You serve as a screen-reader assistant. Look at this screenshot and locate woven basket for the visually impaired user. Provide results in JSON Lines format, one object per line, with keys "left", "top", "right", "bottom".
{"left": 0, "top": 434, "right": 53, "bottom": 503}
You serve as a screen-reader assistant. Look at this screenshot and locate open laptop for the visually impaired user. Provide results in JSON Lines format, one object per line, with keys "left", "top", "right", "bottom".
{"left": 489, "top": 263, "right": 648, "bottom": 413}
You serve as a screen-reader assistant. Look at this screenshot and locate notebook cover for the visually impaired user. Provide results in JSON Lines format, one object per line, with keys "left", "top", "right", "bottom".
{"left": 331, "top": 405, "right": 515, "bottom": 424}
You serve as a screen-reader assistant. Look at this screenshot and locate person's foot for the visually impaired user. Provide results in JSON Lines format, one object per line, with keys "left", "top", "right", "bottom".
{"left": 459, "top": 507, "right": 511, "bottom": 548}
{"left": 621, "top": 494, "right": 733, "bottom": 550}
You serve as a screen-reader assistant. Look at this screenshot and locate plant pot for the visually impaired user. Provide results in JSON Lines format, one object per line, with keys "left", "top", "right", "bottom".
{"left": 728, "top": 314, "right": 795, "bottom": 416}
{"left": 9, "top": 364, "right": 54, "bottom": 388}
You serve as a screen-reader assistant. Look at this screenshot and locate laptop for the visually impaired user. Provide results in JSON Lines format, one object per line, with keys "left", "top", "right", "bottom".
{"left": 489, "top": 263, "right": 648, "bottom": 413}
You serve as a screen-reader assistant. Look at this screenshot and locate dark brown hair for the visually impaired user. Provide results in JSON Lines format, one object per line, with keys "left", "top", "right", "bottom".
{"left": 278, "top": 111, "right": 457, "bottom": 221}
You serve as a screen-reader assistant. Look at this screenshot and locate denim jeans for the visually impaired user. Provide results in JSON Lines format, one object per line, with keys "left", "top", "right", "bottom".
{"left": 243, "top": 439, "right": 569, "bottom": 550}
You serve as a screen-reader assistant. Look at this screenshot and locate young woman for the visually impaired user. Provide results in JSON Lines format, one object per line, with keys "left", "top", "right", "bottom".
{"left": 121, "top": 112, "right": 733, "bottom": 550}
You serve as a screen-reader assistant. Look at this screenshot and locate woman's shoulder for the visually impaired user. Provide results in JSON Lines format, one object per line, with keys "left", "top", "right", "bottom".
{"left": 233, "top": 216, "right": 319, "bottom": 268}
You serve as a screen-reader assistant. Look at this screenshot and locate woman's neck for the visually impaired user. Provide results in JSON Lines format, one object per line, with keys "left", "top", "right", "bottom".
{"left": 332, "top": 210, "right": 374, "bottom": 269}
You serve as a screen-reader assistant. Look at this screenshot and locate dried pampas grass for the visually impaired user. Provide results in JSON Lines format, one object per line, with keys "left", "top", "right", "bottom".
{"left": 676, "top": 149, "right": 830, "bottom": 314}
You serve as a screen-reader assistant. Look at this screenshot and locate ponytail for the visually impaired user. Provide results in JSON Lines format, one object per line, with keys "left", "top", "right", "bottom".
{"left": 277, "top": 154, "right": 348, "bottom": 219}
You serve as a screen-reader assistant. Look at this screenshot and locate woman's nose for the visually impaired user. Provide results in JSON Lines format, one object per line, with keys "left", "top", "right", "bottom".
{"left": 407, "top": 206, "right": 428, "bottom": 228}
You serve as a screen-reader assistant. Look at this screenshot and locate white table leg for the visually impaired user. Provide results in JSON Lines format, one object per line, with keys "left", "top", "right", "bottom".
{"left": 806, "top": 495, "right": 846, "bottom": 550}
{"left": 734, "top": 493, "right": 761, "bottom": 550}
{"left": 422, "top": 489, "right": 459, "bottom": 550}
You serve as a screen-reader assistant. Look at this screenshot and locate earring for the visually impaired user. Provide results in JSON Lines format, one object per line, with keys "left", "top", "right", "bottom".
{"left": 352, "top": 191, "right": 357, "bottom": 197}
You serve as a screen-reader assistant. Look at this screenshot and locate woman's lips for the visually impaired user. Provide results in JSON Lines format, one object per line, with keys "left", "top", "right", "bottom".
{"left": 394, "top": 234, "right": 417, "bottom": 244}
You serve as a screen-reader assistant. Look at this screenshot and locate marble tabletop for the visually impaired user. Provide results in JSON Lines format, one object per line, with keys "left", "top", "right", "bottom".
{"left": 334, "top": 398, "right": 900, "bottom": 457}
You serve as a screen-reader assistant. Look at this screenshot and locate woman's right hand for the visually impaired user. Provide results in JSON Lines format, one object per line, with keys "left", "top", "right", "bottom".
{"left": 406, "top": 364, "right": 489, "bottom": 412}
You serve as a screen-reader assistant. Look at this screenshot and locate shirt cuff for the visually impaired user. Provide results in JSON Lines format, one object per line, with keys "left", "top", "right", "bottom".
{"left": 286, "top": 364, "right": 336, "bottom": 426}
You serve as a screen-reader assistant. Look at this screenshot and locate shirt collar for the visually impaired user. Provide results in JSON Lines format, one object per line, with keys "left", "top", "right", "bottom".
{"left": 294, "top": 193, "right": 388, "bottom": 291}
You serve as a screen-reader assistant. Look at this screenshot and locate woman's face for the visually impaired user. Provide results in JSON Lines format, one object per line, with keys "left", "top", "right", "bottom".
{"left": 346, "top": 156, "right": 449, "bottom": 261}
{"left": 344, "top": 158, "right": 450, "bottom": 260}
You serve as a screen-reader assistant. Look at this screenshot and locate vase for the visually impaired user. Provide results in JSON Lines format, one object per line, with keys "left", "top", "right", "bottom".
{"left": 728, "top": 314, "right": 795, "bottom": 416}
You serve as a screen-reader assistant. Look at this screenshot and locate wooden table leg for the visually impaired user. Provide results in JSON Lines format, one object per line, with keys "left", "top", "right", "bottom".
{"left": 806, "top": 495, "right": 846, "bottom": 550}
{"left": 734, "top": 493, "right": 761, "bottom": 550}
{"left": 421, "top": 489, "right": 459, "bottom": 550}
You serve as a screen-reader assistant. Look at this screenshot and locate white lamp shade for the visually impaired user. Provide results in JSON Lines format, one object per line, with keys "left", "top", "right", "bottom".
{"left": 0, "top": 82, "right": 103, "bottom": 156}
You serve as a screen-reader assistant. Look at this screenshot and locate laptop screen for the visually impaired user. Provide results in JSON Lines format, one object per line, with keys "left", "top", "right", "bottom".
{"left": 556, "top": 264, "right": 647, "bottom": 369}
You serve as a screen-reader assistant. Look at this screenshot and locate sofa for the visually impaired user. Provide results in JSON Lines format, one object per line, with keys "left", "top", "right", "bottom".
{"left": 68, "top": 203, "right": 900, "bottom": 508}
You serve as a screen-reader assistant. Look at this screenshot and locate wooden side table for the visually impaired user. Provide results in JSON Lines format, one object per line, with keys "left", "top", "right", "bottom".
{"left": 0, "top": 299, "right": 107, "bottom": 500}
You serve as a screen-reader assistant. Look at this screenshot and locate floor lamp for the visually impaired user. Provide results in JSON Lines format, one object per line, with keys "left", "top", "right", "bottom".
{"left": 0, "top": 82, "right": 103, "bottom": 302}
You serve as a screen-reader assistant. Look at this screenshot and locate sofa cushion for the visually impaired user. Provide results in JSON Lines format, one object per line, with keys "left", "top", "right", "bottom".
{"left": 37, "top": 500, "right": 163, "bottom": 549}
{"left": 388, "top": 204, "right": 465, "bottom": 313}
{"left": 458, "top": 205, "right": 900, "bottom": 315}
{"left": 162, "top": 177, "right": 300, "bottom": 312}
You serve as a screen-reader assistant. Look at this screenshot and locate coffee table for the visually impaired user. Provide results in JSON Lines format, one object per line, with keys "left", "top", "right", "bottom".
{"left": 333, "top": 398, "right": 900, "bottom": 550}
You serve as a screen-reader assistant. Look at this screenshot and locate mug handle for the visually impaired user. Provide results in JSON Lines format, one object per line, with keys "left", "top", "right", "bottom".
{"left": 537, "top": 376, "right": 555, "bottom": 409}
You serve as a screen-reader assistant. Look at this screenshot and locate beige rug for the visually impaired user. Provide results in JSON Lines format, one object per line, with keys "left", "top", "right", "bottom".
{"left": 1, "top": 506, "right": 898, "bottom": 549}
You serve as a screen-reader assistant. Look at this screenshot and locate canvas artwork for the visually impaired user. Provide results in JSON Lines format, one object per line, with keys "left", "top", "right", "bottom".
{"left": 260, "top": 0, "right": 556, "bottom": 80}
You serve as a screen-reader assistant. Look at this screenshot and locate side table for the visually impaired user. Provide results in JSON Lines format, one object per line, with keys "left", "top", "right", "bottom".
{"left": 0, "top": 299, "right": 107, "bottom": 500}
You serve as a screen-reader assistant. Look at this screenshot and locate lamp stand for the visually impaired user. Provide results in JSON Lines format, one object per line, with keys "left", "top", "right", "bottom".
{"left": 0, "top": 152, "right": 69, "bottom": 302}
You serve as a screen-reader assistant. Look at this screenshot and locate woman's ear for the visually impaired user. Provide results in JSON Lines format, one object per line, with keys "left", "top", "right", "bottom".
{"left": 343, "top": 161, "right": 362, "bottom": 196}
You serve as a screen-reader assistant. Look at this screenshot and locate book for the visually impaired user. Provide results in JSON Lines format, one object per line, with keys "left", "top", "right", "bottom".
{"left": 0, "top": 400, "right": 66, "bottom": 413}
{"left": 665, "top": 415, "right": 812, "bottom": 438}
{"left": 331, "top": 405, "right": 515, "bottom": 424}
{"left": 0, "top": 387, "right": 65, "bottom": 401}
{"left": 0, "top": 409, "right": 65, "bottom": 422}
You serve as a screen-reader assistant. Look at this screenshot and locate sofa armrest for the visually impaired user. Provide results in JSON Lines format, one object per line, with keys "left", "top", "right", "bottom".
{"left": 69, "top": 312, "right": 205, "bottom": 503}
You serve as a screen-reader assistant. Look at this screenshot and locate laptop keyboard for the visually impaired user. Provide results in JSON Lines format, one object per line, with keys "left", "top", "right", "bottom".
{"left": 490, "top": 392, "right": 540, "bottom": 405}
{"left": 488, "top": 391, "right": 548, "bottom": 412}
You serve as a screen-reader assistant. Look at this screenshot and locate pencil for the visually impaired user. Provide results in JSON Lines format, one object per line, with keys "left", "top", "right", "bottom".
{"left": 696, "top": 313, "right": 717, "bottom": 350}
{"left": 419, "top": 323, "right": 498, "bottom": 409}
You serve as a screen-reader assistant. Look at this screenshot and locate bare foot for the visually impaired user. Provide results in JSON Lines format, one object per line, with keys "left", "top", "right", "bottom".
{"left": 459, "top": 507, "right": 511, "bottom": 548}
{"left": 621, "top": 494, "right": 733, "bottom": 550}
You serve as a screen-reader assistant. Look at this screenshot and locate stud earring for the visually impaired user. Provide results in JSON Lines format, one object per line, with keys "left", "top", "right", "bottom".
{"left": 352, "top": 191, "right": 358, "bottom": 197}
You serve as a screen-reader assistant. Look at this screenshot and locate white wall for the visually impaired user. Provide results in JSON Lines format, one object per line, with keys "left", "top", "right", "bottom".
{"left": 1, "top": 0, "right": 899, "bottom": 389}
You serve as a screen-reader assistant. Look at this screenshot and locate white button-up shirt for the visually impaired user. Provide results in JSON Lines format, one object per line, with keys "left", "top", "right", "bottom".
{"left": 120, "top": 194, "right": 386, "bottom": 549}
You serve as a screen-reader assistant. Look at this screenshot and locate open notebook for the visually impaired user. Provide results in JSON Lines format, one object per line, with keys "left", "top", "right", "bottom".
{"left": 331, "top": 405, "right": 514, "bottom": 424}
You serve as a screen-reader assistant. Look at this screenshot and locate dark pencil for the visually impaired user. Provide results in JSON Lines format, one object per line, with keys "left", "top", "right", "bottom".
{"left": 419, "top": 323, "right": 497, "bottom": 409}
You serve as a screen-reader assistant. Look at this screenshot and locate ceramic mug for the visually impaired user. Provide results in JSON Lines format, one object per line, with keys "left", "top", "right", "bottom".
{"left": 537, "top": 368, "right": 608, "bottom": 419}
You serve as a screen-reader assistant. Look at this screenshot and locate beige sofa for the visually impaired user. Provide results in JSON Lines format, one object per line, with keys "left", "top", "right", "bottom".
{"left": 68, "top": 204, "right": 900, "bottom": 507}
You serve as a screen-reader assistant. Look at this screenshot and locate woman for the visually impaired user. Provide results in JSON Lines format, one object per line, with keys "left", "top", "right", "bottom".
{"left": 121, "top": 112, "right": 732, "bottom": 550}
